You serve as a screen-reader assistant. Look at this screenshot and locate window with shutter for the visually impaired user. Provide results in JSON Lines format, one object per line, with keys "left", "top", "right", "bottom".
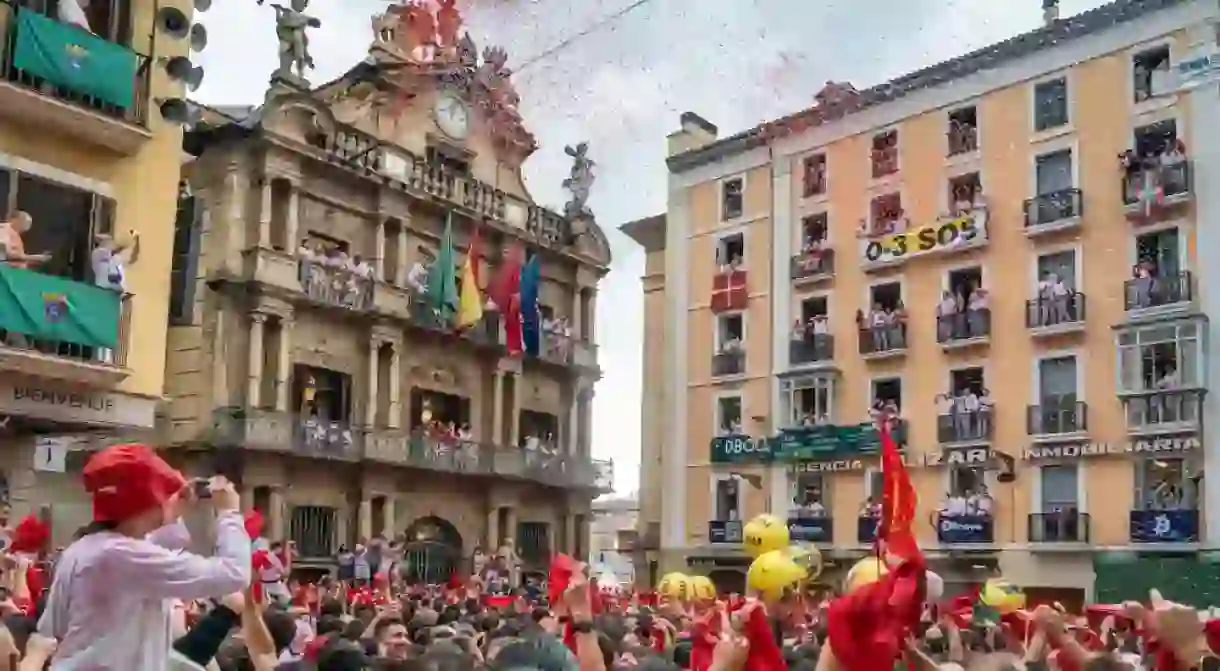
{"left": 169, "top": 195, "right": 202, "bottom": 324}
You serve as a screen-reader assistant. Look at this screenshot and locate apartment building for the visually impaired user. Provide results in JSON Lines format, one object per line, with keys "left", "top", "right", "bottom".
{"left": 638, "top": 0, "right": 1220, "bottom": 603}
{"left": 162, "top": 1, "right": 613, "bottom": 576}
{"left": 0, "top": 0, "right": 204, "bottom": 543}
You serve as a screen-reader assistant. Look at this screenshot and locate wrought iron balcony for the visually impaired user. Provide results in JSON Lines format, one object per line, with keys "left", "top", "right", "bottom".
{"left": 1129, "top": 509, "right": 1199, "bottom": 543}
{"left": 1026, "top": 294, "right": 1086, "bottom": 331}
{"left": 1023, "top": 188, "right": 1082, "bottom": 231}
{"left": 936, "top": 513, "right": 994, "bottom": 544}
{"left": 712, "top": 350, "right": 745, "bottom": 377}
{"left": 1122, "top": 160, "right": 1191, "bottom": 221}
{"left": 936, "top": 309, "right": 990, "bottom": 346}
{"left": 790, "top": 334, "right": 834, "bottom": 366}
{"left": 1028, "top": 511, "right": 1090, "bottom": 543}
{"left": 858, "top": 324, "right": 907, "bottom": 357}
{"left": 1122, "top": 389, "right": 1201, "bottom": 433}
{"left": 0, "top": 0, "right": 152, "bottom": 154}
{"left": 0, "top": 265, "right": 132, "bottom": 388}
{"left": 1124, "top": 271, "right": 1193, "bottom": 312}
{"left": 790, "top": 249, "right": 834, "bottom": 283}
{"left": 708, "top": 520, "right": 743, "bottom": 544}
{"left": 1026, "top": 400, "right": 1088, "bottom": 436}
{"left": 788, "top": 515, "right": 833, "bottom": 543}
{"left": 936, "top": 410, "right": 993, "bottom": 444}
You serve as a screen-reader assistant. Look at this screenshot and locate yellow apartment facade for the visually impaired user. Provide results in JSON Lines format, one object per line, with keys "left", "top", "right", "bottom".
{"left": 162, "top": 1, "right": 612, "bottom": 576}
{"left": 0, "top": 0, "right": 203, "bottom": 542}
{"left": 636, "top": 0, "right": 1220, "bottom": 604}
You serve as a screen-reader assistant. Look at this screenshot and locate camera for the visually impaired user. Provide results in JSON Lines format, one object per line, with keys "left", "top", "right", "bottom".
{"left": 193, "top": 478, "right": 213, "bottom": 500}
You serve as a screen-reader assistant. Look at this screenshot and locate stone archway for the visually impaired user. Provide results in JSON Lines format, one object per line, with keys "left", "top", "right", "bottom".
{"left": 402, "top": 516, "right": 464, "bottom": 585}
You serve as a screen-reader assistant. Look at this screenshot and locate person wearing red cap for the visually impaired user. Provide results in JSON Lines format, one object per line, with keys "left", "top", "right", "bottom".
{"left": 35, "top": 443, "right": 253, "bottom": 671}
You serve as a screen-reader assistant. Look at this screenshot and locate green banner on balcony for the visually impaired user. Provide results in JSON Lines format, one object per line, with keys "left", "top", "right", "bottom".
{"left": 13, "top": 8, "right": 137, "bottom": 109}
{"left": 0, "top": 266, "right": 121, "bottom": 349}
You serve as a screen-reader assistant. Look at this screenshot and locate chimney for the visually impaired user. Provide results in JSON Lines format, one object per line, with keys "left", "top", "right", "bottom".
{"left": 1042, "top": 0, "right": 1059, "bottom": 26}
{"left": 667, "top": 112, "right": 719, "bottom": 157}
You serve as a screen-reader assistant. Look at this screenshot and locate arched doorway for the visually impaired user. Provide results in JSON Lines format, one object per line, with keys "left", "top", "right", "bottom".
{"left": 402, "top": 516, "right": 463, "bottom": 585}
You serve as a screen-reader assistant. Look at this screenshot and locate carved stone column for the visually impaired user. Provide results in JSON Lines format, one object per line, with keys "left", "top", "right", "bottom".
{"left": 388, "top": 343, "right": 401, "bottom": 429}
{"left": 284, "top": 184, "right": 300, "bottom": 250}
{"left": 396, "top": 223, "right": 409, "bottom": 286}
{"left": 382, "top": 497, "right": 396, "bottom": 537}
{"left": 571, "top": 288, "right": 583, "bottom": 340}
{"left": 358, "top": 499, "right": 373, "bottom": 542}
{"left": 563, "top": 514, "right": 576, "bottom": 556}
{"left": 258, "top": 178, "right": 272, "bottom": 247}
{"left": 374, "top": 219, "right": 387, "bottom": 280}
{"left": 566, "top": 392, "right": 579, "bottom": 455}
{"left": 586, "top": 293, "right": 597, "bottom": 342}
{"left": 247, "top": 313, "right": 267, "bottom": 407}
{"left": 509, "top": 373, "right": 522, "bottom": 446}
{"left": 492, "top": 371, "right": 505, "bottom": 444}
{"left": 365, "top": 339, "right": 380, "bottom": 426}
{"left": 269, "top": 486, "right": 285, "bottom": 541}
{"left": 486, "top": 506, "right": 500, "bottom": 550}
{"left": 275, "top": 316, "right": 293, "bottom": 412}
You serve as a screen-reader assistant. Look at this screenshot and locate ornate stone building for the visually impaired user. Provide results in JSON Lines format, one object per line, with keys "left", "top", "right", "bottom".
{"left": 162, "top": 1, "right": 612, "bottom": 575}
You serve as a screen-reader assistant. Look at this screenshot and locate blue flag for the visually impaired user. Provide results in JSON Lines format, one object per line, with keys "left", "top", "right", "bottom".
{"left": 520, "top": 252, "right": 541, "bottom": 356}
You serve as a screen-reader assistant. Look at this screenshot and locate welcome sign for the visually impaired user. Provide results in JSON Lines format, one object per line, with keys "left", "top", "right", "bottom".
{"left": 860, "top": 208, "right": 988, "bottom": 265}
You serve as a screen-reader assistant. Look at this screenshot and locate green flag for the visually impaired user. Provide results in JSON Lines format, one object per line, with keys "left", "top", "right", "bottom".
{"left": 0, "top": 265, "right": 121, "bottom": 349}
{"left": 13, "top": 8, "right": 138, "bottom": 109}
{"left": 425, "top": 212, "right": 459, "bottom": 327}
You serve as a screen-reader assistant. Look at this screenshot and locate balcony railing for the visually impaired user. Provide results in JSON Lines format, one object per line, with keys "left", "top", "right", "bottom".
{"left": 871, "top": 147, "right": 899, "bottom": 178}
{"left": 858, "top": 324, "right": 907, "bottom": 356}
{"left": 787, "top": 515, "right": 833, "bottom": 543}
{"left": 712, "top": 350, "right": 745, "bottom": 377}
{"left": 790, "top": 334, "right": 833, "bottom": 365}
{"left": 1023, "top": 188, "right": 1082, "bottom": 229}
{"left": 0, "top": 265, "right": 132, "bottom": 385}
{"left": 210, "top": 407, "right": 610, "bottom": 490}
{"left": 0, "top": 1, "right": 152, "bottom": 127}
{"left": 1129, "top": 509, "right": 1199, "bottom": 543}
{"left": 1122, "top": 161, "right": 1191, "bottom": 211}
{"left": 936, "top": 309, "right": 990, "bottom": 344}
{"left": 321, "top": 123, "right": 570, "bottom": 246}
{"left": 708, "top": 520, "right": 743, "bottom": 544}
{"left": 1124, "top": 272, "right": 1193, "bottom": 311}
{"left": 936, "top": 410, "right": 992, "bottom": 444}
{"left": 1027, "top": 400, "right": 1088, "bottom": 436}
{"left": 1026, "top": 294, "right": 1086, "bottom": 330}
{"left": 790, "top": 249, "right": 834, "bottom": 282}
{"left": 947, "top": 125, "right": 979, "bottom": 156}
{"left": 299, "top": 262, "right": 373, "bottom": 310}
{"left": 857, "top": 515, "right": 879, "bottom": 544}
{"left": 1123, "top": 389, "right": 1201, "bottom": 431}
{"left": 1028, "top": 511, "right": 1090, "bottom": 543}
{"left": 936, "top": 513, "right": 994, "bottom": 544}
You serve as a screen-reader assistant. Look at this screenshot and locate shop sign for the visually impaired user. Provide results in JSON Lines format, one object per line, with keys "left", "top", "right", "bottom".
{"left": 0, "top": 382, "right": 155, "bottom": 428}
{"left": 1130, "top": 509, "right": 1199, "bottom": 544}
{"left": 710, "top": 423, "right": 898, "bottom": 464}
{"left": 709, "top": 435, "right": 772, "bottom": 464}
{"left": 861, "top": 208, "right": 987, "bottom": 265}
{"left": 1022, "top": 437, "right": 1199, "bottom": 461}
{"left": 937, "top": 514, "right": 993, "bottom": 544}
{"left": 791, "top": 459, "right": 867, "bottom": 473}
{"left": 788, "top": 517, "right": 833, "bottom": 543}
{"left": 1172, "top": 51, "right": 1220, "bottom": 91}
{"left": 788, "top": 446, "right": 989, "bottom": 472}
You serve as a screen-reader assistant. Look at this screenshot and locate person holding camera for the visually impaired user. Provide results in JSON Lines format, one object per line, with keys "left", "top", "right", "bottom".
{"left": 36, "top": 443, "right": 252, "bottom": 671}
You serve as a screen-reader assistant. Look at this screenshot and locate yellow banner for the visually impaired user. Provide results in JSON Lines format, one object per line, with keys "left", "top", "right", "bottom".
{"left": 860, "top": 209, "right": 987, "bottom": 264}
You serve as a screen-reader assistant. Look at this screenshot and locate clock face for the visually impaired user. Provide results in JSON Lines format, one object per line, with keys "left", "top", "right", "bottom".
{"left": 434, "top": 93, "right": 469, "bottom": 139}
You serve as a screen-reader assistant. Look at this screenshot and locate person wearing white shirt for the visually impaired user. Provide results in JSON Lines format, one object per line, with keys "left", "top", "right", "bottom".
{"left": 945, "top": 493, "right": 967, "bottom": 517}
{"left": 1051, "top": 276, "right": 1071, "bottom": 324}
{"left": 790, "top": 319, "right": 805, "bottom": 343}
{"left": 91, "top": 232, "right": 137, "bottom": 363}
{"left": 936, "top": 291, "right": 957, "bottom": 342}
{"left": 869, "top": 305, "right": 889, "bottom": 351}
{"left": 1037, "top": 272, "right": 1053, "bottom": 326}
{"left": 58, "top": 0, "right": 93, "bottom": 32}
{"left": 975, "top": 486, "right": 994, "bottom": 516}
{"left": 407, "top": 260, "right": 429, "bottom": 294}
{"left": 960, "top": 389, "right": 980, "bottom": 440}
{"left": 297, "top": 239, "right": 316, "bottom": 285}
{"left": 967, "top": 288, "right": 989, "bottom": 336}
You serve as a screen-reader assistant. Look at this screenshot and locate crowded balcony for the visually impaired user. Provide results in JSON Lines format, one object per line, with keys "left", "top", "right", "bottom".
{"left": 789, "top": 298, "right": 833, "bottom": 367}
{"left": 708, "top": 520, "right": 743, "bottom": 544}
{"left": 858, "top": 323, "right": 906, "bottom": 358}
{"left": 936, "top": 401, "right": 993, "bottom": 445}
{"left": 712, "top": 233, "right": 748, "bottom": 312}
{"left": 857, "top": 510, "right": 880, "bottom": 544}
{"left": 209, "top": 407, "right": 363, "bottom": 460}
{"left": 938, "top": 469, "right": 995, "bottom": 544}
{"left": 790, "top": 247, "right": 834, "bottom": 285}
{"left": 1121, "top": 123, "right": 1191, "bottom": 224}
{"left": 802, "top": 153, "right": 828, "bottom": 198}
{"left": 713, "top": 313, "right": 746, "bottom": 377}
{"left": 1026, "top": 294, "right": 1086, "bottom": 334}
{"left": 870, "top": 130, "right": 899, "bottom": 178}
{"left": 1124, "top": 269, "right": 1193, "bottom": 314}
{"left": 858, "top": 284, "right": 907, "bottom": 359}
{"left": 859, "top": 193, "right": 906, "bottom": 240}
{"left": 1023, "top": 188, "right": 1082, "bottom": 235}
{"left": 0, "top": 0, "right": 153, "bottom": 154}
{"left": 947, "top": 106, "right": 979, "bottom": 157}
{"left": 1028, "top": 510, "right": 1090, "bottom": 543}
{"left": 1026, "top": 399, "right": 1088, "bottom": 437}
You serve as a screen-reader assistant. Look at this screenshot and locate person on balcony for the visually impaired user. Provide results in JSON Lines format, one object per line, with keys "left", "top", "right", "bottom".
{"left": 406, "top": 251, "right": 431, "bottom": 295}
{"left": 58, "top": 0, "right": 94, "bottom": 33}
{"left": 970, "top": 485, "right": 994, "bottom": 517}
{"left": 967, "top": 287, "right": 989, "bottom": 337}
{"left": 867, "top": 302, "right": 891, "bottom": 351}
{"left": 936, "top": 291, "right": 957, "bottom": 341}
{"left": 91, "top": 231, "right": 138, "bottom": 293}
{"left": 941, "top": 491, "right": 967, "bottom": 518}
{"left": 0, "top": 211, "right": 51, "bottom": 270}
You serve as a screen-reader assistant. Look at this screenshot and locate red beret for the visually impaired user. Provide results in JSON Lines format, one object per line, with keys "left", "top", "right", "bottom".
{"left": 8, "top": 515, "right": 49, "bottom": 554}
{"left": 83, "top": 444, "right": 185, "bottom": 523}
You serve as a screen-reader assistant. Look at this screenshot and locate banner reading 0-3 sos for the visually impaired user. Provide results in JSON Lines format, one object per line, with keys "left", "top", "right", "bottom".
{"left": 860, "top": 208, "right": 988, "bottom": 265}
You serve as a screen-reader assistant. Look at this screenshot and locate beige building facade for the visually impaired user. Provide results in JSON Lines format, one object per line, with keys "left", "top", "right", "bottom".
{"left": 161, "top": 3, "right": 613, "bottom": 575}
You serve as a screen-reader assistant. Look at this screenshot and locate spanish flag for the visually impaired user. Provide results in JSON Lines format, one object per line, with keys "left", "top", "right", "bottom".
{"left": 456, "top": 228, "right": 484, "bottom": 329}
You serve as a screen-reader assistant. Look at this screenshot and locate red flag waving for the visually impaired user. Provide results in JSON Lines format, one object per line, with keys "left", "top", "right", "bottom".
{"left": 548, "top": 553, "right": 579, "bottom": 608}
{"left": 878, "top": 420, "right": 919, "bottom": 561}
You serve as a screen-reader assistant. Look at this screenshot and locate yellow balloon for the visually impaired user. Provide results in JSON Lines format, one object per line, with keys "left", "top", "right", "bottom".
{"left": 743, "top": 514, "right": 790, "bottom": 558}
{"left": 657, "top": 572, "right": 691, "bottom": 601}
{"left": 980, "top": 578, "right": 1025, "bottom": 614}
{"left": 747, "top": 549, "right": 807, "bottom": 600}
{"left": 784, "top": 543, "right": 824, "bottom": 582}
{"left": 690, "top": 575, "right": 716, "bottom": 601}
{"left": 844, "top": 557, "right": 889, "bottom": 593}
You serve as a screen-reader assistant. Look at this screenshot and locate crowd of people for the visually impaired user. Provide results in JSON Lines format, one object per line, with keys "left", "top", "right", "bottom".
{"left": 297, "top": 239, "right": 375, "bottom": 310}
{"left": 856, "top": 304, "right": 908, "bottom": 352}
{"left": 935, "top": 287, "right": 990, "bottom": 342}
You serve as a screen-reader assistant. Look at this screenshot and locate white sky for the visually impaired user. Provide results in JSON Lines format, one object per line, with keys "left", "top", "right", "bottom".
{"left": 193, "top": 0, "right": 1111, "bottom": 495}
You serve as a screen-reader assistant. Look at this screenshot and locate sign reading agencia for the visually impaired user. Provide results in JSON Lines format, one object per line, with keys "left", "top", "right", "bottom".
{"left": 861, "top": 208, "right": 987, "bottom": 265}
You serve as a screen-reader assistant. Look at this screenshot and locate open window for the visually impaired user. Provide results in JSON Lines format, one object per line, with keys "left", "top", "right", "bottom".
{"left": 1136, "top": 227, "right": 1182, "bottom": 279}
{"left": 948, "top": 173, "right": 983, "bottom": 214}
{"left": 721, "top": 178, "right": 744, "bottom": 220}
{"left": 716, "top": 232, "right": 745, "bottom": 270}
{"left": 871, "top": 378, "right": 902, "bottom": 412}
{"left": 716, "top": 313, "right": 744, "bottom": 354}
{"left": 869, "top": 281, "right": 901, "bottom": 312}
{"left": 948, "top": 266, "right": 982, "bottom": 301}
{"left": 716, "top": 395, "right": 743, "bottom": 435}
{"left": 791, "top": 471, "right": 827, "bottom": 516}
{"left": 1134, "top": 457, "right": 1197, "bottom": 511}
{"left": 791, "top": 378, "right": 832, "bottom": 427}
{"left": 425, "top": 144, "right": 471, "bottom": 175}
{"left": 951, "top": 367, "right": 984, "bottom": 396}
{"left": 867, "top": 192, "right": 903, "bottom": 236}
{"left": 801, "top": 213, "right": 828, "bottom": 246}
{"left": 1133, "top": 45, "right": 1172, "bottom": 102}
{"left": 1134, "top": 119, "right": 1178, "bottom": 159}
{"left": 293, "top": 365, "right": 352, "bottom": 423}
{"left": 871, "top": 130, "right": 899, "bottom": 177}
{"left": 947, "top": 106, "right": 978, "bottom": 155}
{"left": 408, "top": 387, "right": 471, "bottom": 430}
{"left": 803, "top": 154, "right": 827, "bottom": 197}
{"left": 800, "top": 296, "right": 828, "bottom": 322}
{"left": 713, "top": 476, "right": 741, "bottom": 521}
